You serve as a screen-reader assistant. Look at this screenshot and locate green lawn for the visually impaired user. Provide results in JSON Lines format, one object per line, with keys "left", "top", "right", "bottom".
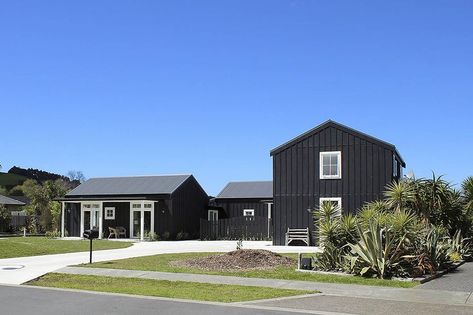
{"left": 0, "top": 237, "right": 132, "bottom": 258}
{"left": 28, "top": 273, "right": 316, "bottom": 302}
{"left": 82, "top": 252, "right": 418, "bottom": 288}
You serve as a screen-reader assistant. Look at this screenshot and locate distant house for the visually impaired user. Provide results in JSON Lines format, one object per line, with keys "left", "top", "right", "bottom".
{"left": 0, "top": 195, "right": 27, "bottom": 232}
{"left": 59, "top": 175, "right": 208, "bottom": 240}
{"left": 270, "top": 120, "right": 405, "bottom": 245}
{"left": 211, "top": 181, "right": 273, "bottom": 220}
{"left": 202, "top": 181, "right": 273, "bottom": 240}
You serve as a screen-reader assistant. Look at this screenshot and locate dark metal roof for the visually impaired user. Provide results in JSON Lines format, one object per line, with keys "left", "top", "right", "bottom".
{"left": 65, "top": 175, "right": 192, "bottom": 197}
{"left": 270, "top": 120, "right": 405, "bottom": 167}
{"left": 216, "top": 181, "right": 273, "bottom": 199}
{"left": 0, "top": 195, "right": 26, "bottom": 206}
{"left": 57, "top": 196, "right": 160, "bottom": 202}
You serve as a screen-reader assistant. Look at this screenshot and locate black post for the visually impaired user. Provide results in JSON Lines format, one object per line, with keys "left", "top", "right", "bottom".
{"left": 89, "top": 238, "right": 93, "bottom": 264}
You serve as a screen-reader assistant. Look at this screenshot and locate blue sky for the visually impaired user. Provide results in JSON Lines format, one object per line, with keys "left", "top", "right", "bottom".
{"left": 1, "top": 1, "right": 472, "bottom": 195}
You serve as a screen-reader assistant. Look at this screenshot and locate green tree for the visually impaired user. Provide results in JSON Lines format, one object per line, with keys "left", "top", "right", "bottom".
{"left": 13, "top": 179, "right": 69, "bottom": 233}
{"left": 462, "top": 177, "right": 473, "bottom": 213}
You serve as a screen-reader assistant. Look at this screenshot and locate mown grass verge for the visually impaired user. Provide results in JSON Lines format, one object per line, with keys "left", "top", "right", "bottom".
{"left": 27, "top": 273, "right": 316, "bottom": 302}
{"left": 81, "top": 252, "right": 418, "bottom": 288}
{"left": 0, "top": 237, "right": 132, "bottom": 258}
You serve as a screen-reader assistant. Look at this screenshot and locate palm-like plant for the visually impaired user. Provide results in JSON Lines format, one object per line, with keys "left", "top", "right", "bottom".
{"left": 384, "top": 180, "right": 415, "bottom": 212}
{"left": 462, "top": 177, "right": 473, "bottom": 213}
{"left": 313, "top": 201, "right": 341, "bottom": 246}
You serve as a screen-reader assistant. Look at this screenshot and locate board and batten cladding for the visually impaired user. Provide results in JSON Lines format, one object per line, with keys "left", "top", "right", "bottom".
{"left": 271, "top": 121, "right": 405, "bottom": 245}
{"left": 214, "top": 199, "right": 269, "bottom": 218}
{"left": 170, "top": 175, "right": 209, "bottom": 238}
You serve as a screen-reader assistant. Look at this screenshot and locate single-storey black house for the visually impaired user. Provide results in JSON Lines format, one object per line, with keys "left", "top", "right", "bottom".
{"left": 270, "top": 120, "right": 406, "bottom": 245}
{"left": 202, "top": 181, "right": 273, "bottom": 240}
{"left": 0, "top": 195, "right": 27, "bottom": 232}
{"left": 211, "top": 181, "right": 273, "bottom": 219}
{"left": 60, "top": 175, "right": 208, "bottom": 240}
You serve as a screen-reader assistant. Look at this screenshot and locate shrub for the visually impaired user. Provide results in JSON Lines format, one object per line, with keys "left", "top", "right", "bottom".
{"left": 347, "top": 221, "right": 407, "bottom": 279}
{"left": 145, "top": 231, "right": 160, "bottom": 241}
{"left": 176, "top": 230, "right": 190, "bottom": 240}
{"left": 162, "top": 231, "right": 170, "bottom": 241}
{"left": 45, "top": 230, "right": 61, "bottom": 239}
{"left": 313, "top": 242, "right": 346, "bottom": 271}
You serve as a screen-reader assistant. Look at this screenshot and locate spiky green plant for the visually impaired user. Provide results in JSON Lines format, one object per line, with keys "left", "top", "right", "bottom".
{"left": 384, "top": 180, "right": 415, "bottom": 212}
{"left": 348, "top": 221, "right": 407, "bottom": 279}
{"left": 462, "top": 177, "right": 473, "bottom": 214}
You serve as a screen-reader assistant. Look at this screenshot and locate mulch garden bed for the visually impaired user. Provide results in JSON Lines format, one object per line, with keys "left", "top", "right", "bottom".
{"left": 170, "top": 249, "right": 296, "bottom": 271}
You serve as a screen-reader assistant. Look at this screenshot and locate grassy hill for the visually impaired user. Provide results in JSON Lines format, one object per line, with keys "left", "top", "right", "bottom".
{"left": 0, "top": 172, "right": 28, "bottom": 189}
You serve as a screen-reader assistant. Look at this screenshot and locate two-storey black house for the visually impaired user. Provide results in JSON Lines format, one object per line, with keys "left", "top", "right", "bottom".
{"left": 270, "top": 120, "right": 405, "bottom": 245}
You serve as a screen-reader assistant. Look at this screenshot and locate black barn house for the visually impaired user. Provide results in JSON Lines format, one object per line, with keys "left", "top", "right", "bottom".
{"left": 211, "top": 181, "right": 273, "bottom": 220}
{"left": 202, "top": 181, "right": 273, "bottom": 240}
{"left": 271, "top": 120, "right": 405, "bottom": 245}
{"left": 60, "top": 175, "right": 208, "bottom": 240}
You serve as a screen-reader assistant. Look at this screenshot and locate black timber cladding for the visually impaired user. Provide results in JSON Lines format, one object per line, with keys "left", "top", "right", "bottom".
{"left": 271, "top": 120, "right": 405, "bottom": 245}
{"left": 213, "top": 181, "right": 273, "bottom": 218}
{"left": 63, "top": 175, "right": 209, "bottom": 239}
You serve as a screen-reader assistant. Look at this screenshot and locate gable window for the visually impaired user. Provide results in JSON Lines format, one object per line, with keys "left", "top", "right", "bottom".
{"left": 243, "top": 209, "right": 255, "bottom": 217}
{"left": 104, "top": 207, "right": 115, "bottom": 220}
{"left": 319, "top": 197, "right": 342, "bottom": 218}
{"left": 320, "top": 151, "right": 341, "bottom": 179}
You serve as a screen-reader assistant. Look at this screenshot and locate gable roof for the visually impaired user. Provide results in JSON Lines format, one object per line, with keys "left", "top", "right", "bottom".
{"left": 0, "top": 195, "right": 26, "bottom": 206}
{"left": 270, "top": 120, "right": 405, "bottom": 166}
{"left": 216, "top": 181, "right": 273, "bottom": 199}
{"left": 65, "top": 175, "right": 192, "bottom": 197}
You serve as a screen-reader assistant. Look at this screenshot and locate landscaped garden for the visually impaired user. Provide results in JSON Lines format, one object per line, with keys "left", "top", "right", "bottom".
{"left": 79, "top": 250, "right": 416, "bottom": 288}
{"left": 312, "top": 175, "right": 473, "bottom": 280}
{"left": 0, "top": 237, "right": 132, "bottom": 259}
{"left": 28, "top": 273, "right": 316, "bottom": 302}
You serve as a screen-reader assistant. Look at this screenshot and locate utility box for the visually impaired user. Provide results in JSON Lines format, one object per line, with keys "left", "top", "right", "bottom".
{"left": 300, "top": 257, "right": 312, "bottom": 270}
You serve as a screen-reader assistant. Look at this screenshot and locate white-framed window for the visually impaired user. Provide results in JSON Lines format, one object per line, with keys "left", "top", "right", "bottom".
{"left": 132, "top": 203, "right": 142, "bottom": 209}
{"left": 320, "top": 151, "right": 341, "bottom": 179}
{"left": 319, "top": 197, "right": 342, "bottom": 218}
{"left": 83, "top": 203, "right": 100, "bottom": 209}
{"left": 243, "top": 209, "right": 255, "bottom": 217}
{"left": 208, "top": 210, "right": 218, "bottom": 221}
{"left": 393, "top": 155, "right": 399, "bottom": 178}
{"left": 144, "top": 203, "right": 152, "bottom": 209}
{"left": 104, "top": 207, "right": 115, "bottom": 220}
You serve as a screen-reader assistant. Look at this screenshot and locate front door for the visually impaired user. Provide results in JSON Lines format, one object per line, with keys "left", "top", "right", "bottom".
{"left": 81, "top": 203, "right": 101, "bottom": 238}
{"left": 130, "top": 202, "right": 154, "bottom": 240}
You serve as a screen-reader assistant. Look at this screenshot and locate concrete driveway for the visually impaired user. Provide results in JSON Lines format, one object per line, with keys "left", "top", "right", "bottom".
{"left": 0, "top": 240, "right": 318, "bottom": 285}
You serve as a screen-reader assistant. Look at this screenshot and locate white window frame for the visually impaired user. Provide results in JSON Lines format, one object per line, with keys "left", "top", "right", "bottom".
{"left": 208, "top": 210, "right": 219, "bottom": 221}
{"left": 104, "top": 207, "right": 115, "bottom": 220}
{"left": 320, "top": 151, "right": 342, "bottom": 179}
{"left": 243, "top": 209, "right": 255, "bottom": 217}
{"left": 319, "top": 197, "right": 342, "bottom": 217}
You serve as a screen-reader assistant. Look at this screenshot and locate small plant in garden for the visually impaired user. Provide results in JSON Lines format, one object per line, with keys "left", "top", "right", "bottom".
{"left": 45, "top": 230, "right": 61, "bottom": 239}
{"left": 236, "top": 239, "right": 243, "bottom": 250}
{"left": 162, "top": 231, "right": 170, "bottom": 241}
{"left": 145, "top": 231, "right": 159, "bottom": 241}
{"left": 176, "top": 231, "right": 190, "bottom": 240}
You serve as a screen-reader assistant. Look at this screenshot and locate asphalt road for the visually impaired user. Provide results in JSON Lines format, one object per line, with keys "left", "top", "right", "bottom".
{"left": 0, "top": 285, "right": 319, "bottom": 315}
{"left": 3, "top": 284, "right": 473, "bottom": 315}
{"left": 419, "top": 262, "right": 473, "bottom": 292}
{"left": 253, "top": 294, "right": 473, "bottom": 315}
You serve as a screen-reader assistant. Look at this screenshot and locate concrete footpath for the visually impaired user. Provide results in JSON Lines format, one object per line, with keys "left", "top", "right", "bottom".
{"left": 56, "top": 266, "right": 473, "bottom": 306}
{"left": 0, "top": 240, "right": 317, "bottom": 285}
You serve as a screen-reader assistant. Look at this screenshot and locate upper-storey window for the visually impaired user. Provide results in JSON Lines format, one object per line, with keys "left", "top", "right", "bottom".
{"left": 320, "top": 151, "right": 341, "bottom": 179}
